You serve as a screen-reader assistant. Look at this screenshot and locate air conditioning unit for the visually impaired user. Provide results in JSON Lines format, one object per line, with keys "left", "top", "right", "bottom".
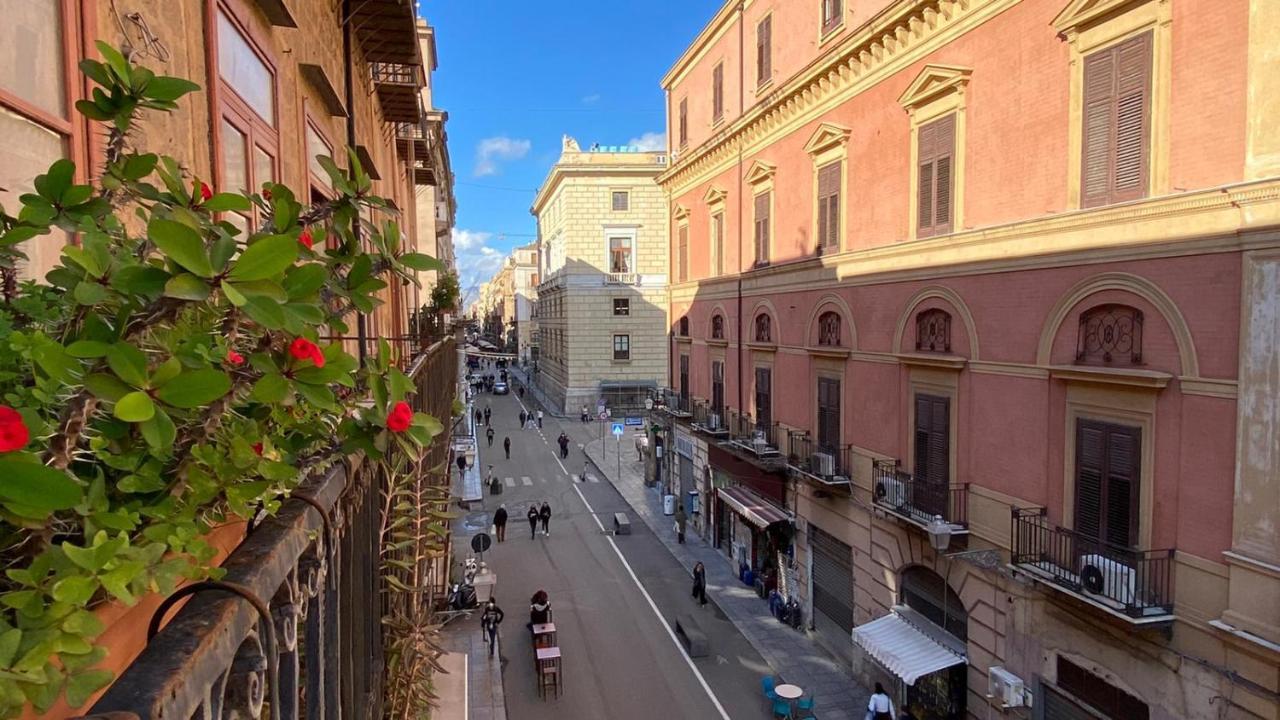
{"left": 751, "top": 430, "right": 768, "bottom": 452}
{"left": 1078, "top": 554, "right": 1137, "bottom": 606}
{"left": 987, "top": 666, "right": 1026, "bottom": 708}
{"left": 812, "top": 452, "right": 834, "bottom": 477}
{"left": 875, "top": 476, "right": 907, "bottom": 508}
{"left": 709, "top": 413, "right": 721, "bottom": 430}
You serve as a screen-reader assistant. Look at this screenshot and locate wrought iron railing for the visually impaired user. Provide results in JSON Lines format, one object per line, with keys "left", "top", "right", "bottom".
{"left": 604, "top": 272, "right": 637, "bottom": 285}
{"left": 370, "top": 62, "right": 416, "bottom": 85}
{"left": 656, "top": 388, "right": 692, "bottom": 417}
{"left": 787, "top": 433, "right": 852, "bottom": 485}
{"left": 692, "top": 401, "right": 728, "bottom": 434}
{"left": 1011, "top": 507, "right": 1174, "bottom": 619}
{"left": 395, "top": 121, "right": 426, "bottom": 140}
{"left": 727, "top": 413, "right": 780, "bottom": 453}
{"left": 872, "top": 460, "right": 968, "bottom": 528}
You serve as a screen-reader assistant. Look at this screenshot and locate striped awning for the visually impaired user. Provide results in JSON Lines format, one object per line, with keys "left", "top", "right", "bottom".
{"left": 851, "top": 608, "right": 965, "bottom": 685}
{"left": 717, "top": 486, "right": 792, "bottom": 529}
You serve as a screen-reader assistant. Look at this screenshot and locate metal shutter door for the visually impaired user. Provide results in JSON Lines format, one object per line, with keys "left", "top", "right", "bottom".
{"left": 810, "top": 524, "right": 854, "bottom": 633}
{"left": 1044, "top": 686, "right": 1101, "bottom": 720}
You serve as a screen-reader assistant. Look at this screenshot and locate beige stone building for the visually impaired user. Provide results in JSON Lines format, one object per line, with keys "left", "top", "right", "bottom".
{"left": 509, "top": 243, "right": 539, "bottom": 362}
{"left": 532, "top": 136, "right": 669, "bottom": 414}
{"left": 411, "top": 20, "right": 457, "bottom": 308}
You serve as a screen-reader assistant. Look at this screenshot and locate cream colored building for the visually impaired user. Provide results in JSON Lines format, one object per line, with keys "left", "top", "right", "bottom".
{"left": 532, "top": 136, "right": 669, "bottom": 414}
{"left": 509, "top": 243, "right": 539, "bottom": 362}
{"left": 411, "top": 19, "right": 456, "bottom": 308}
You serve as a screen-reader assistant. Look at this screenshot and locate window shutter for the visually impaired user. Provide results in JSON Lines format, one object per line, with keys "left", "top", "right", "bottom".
{"left": 1081, "top": 48, "right": 1117, "bottom": 207}
{"left": 818, "top": 378, "right": 840, "bottom": 451}
{"left": 679, "top": 99, "right": 688, "bottom": 147}
{"left": 756, "top": 367, "right": 772, "bottom": 427}
{"left": 933, "top": 115, "right": 955, "bottom": 233}
{"left": 758, "top": 17, "right": 772, "bottom": 83}
{"left": 1106, "top": 425, "right": 1139, "bottom": 547}
{"left": 1075, "top": 420, "right": 1141, "bottom": 547}
{"left": 1075, "top": 421, "right": 1107, "bottom": 543}
{"left": 817, "top": 196, "right": 829, "bottom": 253}
{"left": 927, "top": 397, "right": 950, "bottom": 485}
{"left": 1113, "top": 32, "right": 1152, "bottom": 202}
{"left": 713, "top": 64, "right": 724, "bottom": 121}
{"left": 818, "top": 162, "right": 841, "bottom": 250}
{"left": 678, "top": 225, "right": 689, "bottom": 281}
{"left": 755, "top": 192, "right": 770, "bottom": 262}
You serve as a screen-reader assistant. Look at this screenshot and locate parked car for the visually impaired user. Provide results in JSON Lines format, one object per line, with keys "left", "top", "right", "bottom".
{"left": 493, "top": 382, "right": 509, "bottom": 395}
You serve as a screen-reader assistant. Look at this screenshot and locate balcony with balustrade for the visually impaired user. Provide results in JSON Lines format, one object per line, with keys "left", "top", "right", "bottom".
{"left": 722, "top": 411, "right": 787, "bottom": 472}
{"left": 1011, "top": 508, "right": 1175, "bottom": 625}
{"left": 872, "top": 460, "right": 968, "bottom": 537}
{"left": 371, "top": 63, "right": 421, "bottom": 123}
{"left": 786, "top": 432, "right": 852, "bottom": 491}
{"left": 691, "top": 400, "right": 729, "bottom": 438}
{"left": 655, "top": 387, "right": 693, "bottom": 419}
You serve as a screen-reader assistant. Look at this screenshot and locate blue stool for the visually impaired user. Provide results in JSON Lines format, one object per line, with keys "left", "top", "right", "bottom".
{"left": 771, "top": 698, "right": 794, "bottom": 718}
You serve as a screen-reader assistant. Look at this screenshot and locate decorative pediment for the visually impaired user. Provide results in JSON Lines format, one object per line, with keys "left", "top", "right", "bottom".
{"left": 803, "top": 122, "right": 851, "bottom": 156}
{"left": 1052, "top": 0, "right": 1153, "bottom": 34}
{"left": 897, "top": 64, "right": 972, "bottom": 111}
{"left": 744, "top": 160, "right": 777, "bottom": 186}
{"left": 674, "top": 204, "right": 691, "bottom": 220}
{"left": 702, "top": 186, "right": 728, "bottom": 205}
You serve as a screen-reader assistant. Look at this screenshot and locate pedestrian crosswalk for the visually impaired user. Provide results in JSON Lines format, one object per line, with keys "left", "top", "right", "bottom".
{"left": 496, "top": 474, "right": 600, "bottom": 486}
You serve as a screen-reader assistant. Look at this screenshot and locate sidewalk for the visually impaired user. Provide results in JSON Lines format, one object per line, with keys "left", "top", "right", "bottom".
{"left": 507, "top": 367, "right": 566, "bottom": 418}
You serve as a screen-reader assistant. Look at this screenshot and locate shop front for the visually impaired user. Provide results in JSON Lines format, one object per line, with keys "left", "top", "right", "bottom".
{"left": 715, "top": 485, "right": 794, "bottom": 592}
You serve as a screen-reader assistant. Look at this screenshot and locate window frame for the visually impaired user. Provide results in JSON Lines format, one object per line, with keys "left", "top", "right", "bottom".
{"left": 915, "top": 113, "right": 956, "bottom": 238}
{"left": 613, "top": 298, "right": 630, "bottom": 316}
{"left": 604, "top": 227, "right": 636, "bottom": 274}
{"left": 712, "top": 62, "right": 725, "bottom": 125}
{"left": 755, "top": 366, "right": 772, "bottom": 429}
{"left": 756, "top": 14, "right": 773, "bottom": 89}
{"left": 817, "top": 311, "right": 842, "bottom": 347}
{"left": 711, "top": 210, "right": 724, "bottom": 276}
{"left": 815, "top": 161, "right": 842, "bottom": 253}
{"left": 711, "top": 360, "right": 725, "bottom": 417}
{"left": 1078, "top": 31, "right": 1153, "bottom": 208}
{"left": 677, "top": 222, "right": 689, "bottom": 283}
{"left": 613, "top": 333, "right": 631, "bottom": 361}
{"left": 678, "top": 97, "right": 688, "bottom": 149}
{"left": 754, "top": 313, "right": 772, "bottom": 344}
{"left": 611, "top": 189, "right": 630, "bottom": 212}
{"left": 820, "top": 0, "right": 844, "bottom": 39}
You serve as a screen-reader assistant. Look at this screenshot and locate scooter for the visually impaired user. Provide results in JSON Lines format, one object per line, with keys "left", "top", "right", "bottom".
{"left": 448, "top": 581, "right": 477, "bottom": 611}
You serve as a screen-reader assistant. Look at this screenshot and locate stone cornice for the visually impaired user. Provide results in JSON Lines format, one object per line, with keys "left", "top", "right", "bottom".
{"left": 803, "top": 122, "right": 853, "bottom": 155}
{"left": 897, "top": 63, "right": 973, "bottom": 110}
{"left": 1052, "top": 0, "right": 1156, "bottom": 34}
{"left": 744, "top": 160, "right": 777, "bottom": 186}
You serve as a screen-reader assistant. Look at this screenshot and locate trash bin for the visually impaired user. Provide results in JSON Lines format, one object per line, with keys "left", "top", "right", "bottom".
{"left": 662, "top": 494, "right": 676, "bottom": 516}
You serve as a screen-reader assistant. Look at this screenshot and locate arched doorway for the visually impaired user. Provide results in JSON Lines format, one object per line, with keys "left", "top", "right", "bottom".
{"left": 900, "top": 566, "right": 967, "bottom": 720}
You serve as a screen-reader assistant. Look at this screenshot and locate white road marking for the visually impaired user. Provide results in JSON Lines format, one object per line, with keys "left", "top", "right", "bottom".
{"left": 504, "top": 477, "right": 516, "bottom": 488}
{"left": 539, "top": 477, "right": 548, "bottom": 483}
{"left": 587, "top": 474, "right": 599, "bottom": 483}
{"left": 521, "top": 476, "right": 533, "bottom": 486}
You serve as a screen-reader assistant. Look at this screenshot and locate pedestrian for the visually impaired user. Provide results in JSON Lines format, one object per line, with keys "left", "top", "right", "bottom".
{"left": 486, "top": 426, "right": 494, "bottom": 447}
{"left": 480, "top": 597, "right": 504, "bottom": 657}
{"left": 487, "top": 465, "right": 499, "bottom": 495}
{"left": 539, "top": 501, "right": 551, "bottom": 536}
{"left": 634, "top": 431, "right": 647, "bottom": 461}
{"left": 558, "top": 433, "right": 569, "bottom": 459}
{"left": 484, "top": 406, "right": 491, "bottom": 426}
{"left": 674, "top": 504, "right": 687, "bottom": 544}
{"left": 456, "top": 453, "right": 467, "bottom": 479}
{"left": 868, "top": 683, "right": 895, "bottom": 720}
{"left": 581, "top": 404, "right": 589, "bottom": 423}
{"left": 692, "top": 562, "right": 707, "bottom": 606}
{"left": 518, "top": 386, "right": 524, "bottom": 398}
{"left": 503, "top": 436, "right": 511, "bottom": 459}
{"left": 493, "top": 504, "right": 508, "bottom": 542}
{"left": 519, "top": 410, "right": 527, "bottom": 428}
{"left": 474, "top": 408, "right": 482, "bottom": 426}
{"left": 536, "top": 409, "right": 543, "bottom": 428}
{"left": 526, "top": 505, "right": 539, "bottom": 539}
{"left": 527, "top": 589, "right": 551, "bottom": 631}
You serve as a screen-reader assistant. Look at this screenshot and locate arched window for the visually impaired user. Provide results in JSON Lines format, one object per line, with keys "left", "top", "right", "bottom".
{"left": 915, "top": 308, "right": 952, "bottom": 353}
{"left": 711, "top": 314, "right": 725, "bottom": 340}
{"left": 754, "top": 313, "right": 772, "bottom": 343}
{"left": 678, "top": 316, "right": 690, "bottom": 337}
{"left": 1076, "top": 304, "right": 1143, "bottom": 365}
{"left": 817, "top": 311, "right": 841, "bottom": 347}
{"left": 900, "top": 566, "right": 967, "bottom": 641}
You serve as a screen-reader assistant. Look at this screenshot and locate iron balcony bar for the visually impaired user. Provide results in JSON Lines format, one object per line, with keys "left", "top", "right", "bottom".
{"left": 787, "top": 432, "right": 852, "bottom": 488}
{"left": 872, "top": 459, "right": 969, "bottom": 530}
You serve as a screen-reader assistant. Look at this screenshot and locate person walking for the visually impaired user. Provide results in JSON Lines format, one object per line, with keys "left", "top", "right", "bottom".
{"left": 527, "top": 589, "right": 551, "bottom": 631}
{"left": 519, "top": 410, "right": 527, "bottom": 428}
{"left": 674, "top": 504, "right": 687, "bottom": 544}
{"left": 526, "top": 505, "right": 539, "bottom": 539}
{"left": 456, "top": 453, "right": 467, "bottom": 480}
{"left": 558, "top": 433, "right": 570, "bottom": 459}
{"left": 538, "top": 501, "right": 551, "bottom": 536}
{"left": 486, "top": 426, "right": 494, "bottom": 447}
{"left": 484, "top": 406, "right": 491, "bottom": 426}
{"left": 487, "top": 465, "right": 499, "bottom": 495}
{"left": 581, "top": 404, "right": 589, "bottom": 423}
{"left": 536, "top": 409, "right": 543, "bottom": 428}
{"left": 691, "top": 562, "right": 707, "bottom": 606}
{"left": 480, "top": 598, "right": 504, "bottom": 657}
{"left": 493, "top": 504, "right": 508, "bottom": 542}
{"left": 868, "top": 683, "right": 895, "bottom": 720}
{"left": 503, "top": 436, "right": 511, "bottom": 459}
{"left": 474, "top": 408, "right": 482, "bottom": 427}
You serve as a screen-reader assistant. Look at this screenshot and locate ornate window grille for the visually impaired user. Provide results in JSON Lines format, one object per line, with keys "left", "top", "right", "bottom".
{"left": 711, "top": 314, "right": 725, "bottom": 340}
{"left": 915, "top": 309, "right": 952, "bottom": 353}
{"left": 1076, "top": 304, "right": 1143, "bottom": 365}
{"left": 817, "top": 311, "right": 841, "bottom": 347}
{"left": 754, "top": 313, "right": 772, "bottom": 343}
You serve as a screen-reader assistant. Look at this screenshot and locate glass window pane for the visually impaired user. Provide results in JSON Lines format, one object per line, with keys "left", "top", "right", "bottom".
{"left": 221, "top": 119, "right": 247, "bottom": 194}
{"left": 217, "top": 10, "right": 274, "bottom": 124}
{"left": 0, "top": 0, "right": 66, "bottom": 118}
{"left": 253, "top": 145, "right": 273, "bottom": 187}
{"left": 0, "top": 106, "right": 68, "bottom": 279}
{"left": 306, "top": 124, "right": 331, "bottom": 186}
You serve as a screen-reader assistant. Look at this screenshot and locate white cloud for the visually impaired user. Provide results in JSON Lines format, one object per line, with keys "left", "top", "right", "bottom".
{"left": 452, "top": 228, "right": 507, "bottom": 305}
{"left": 451, "top": 228, "right": 491, "bottom": 252}
{"left": 474, "top": 136, "right": 531, "bottom": 177}
{"left": 627, "top": 131, "right": 666, "bottom": 152}
{"left": 581, "top": 93, "right": 601, "bottom": 105}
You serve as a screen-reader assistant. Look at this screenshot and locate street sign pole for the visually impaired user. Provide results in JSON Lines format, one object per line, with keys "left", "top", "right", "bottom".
{"left": 617, "top": 434, "right": 621, "bottom": 480}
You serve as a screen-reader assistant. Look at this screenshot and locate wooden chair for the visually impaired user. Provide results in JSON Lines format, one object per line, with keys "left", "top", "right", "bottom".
{"left": 535, "top": 646, "right": 562, "bottom": 699}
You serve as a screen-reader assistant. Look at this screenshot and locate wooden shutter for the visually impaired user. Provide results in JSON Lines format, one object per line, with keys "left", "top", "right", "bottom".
{"left": 755, "top": 367, "right": 772, "bottom": 427}
{"left": 755, "top": 192, "right": 770, "bottom": 263}
{"left": 1081, "top": 32, "right": 1151, "bottom": 208}
{"left": 712, "top": 213, "right": 723, "bottom": 275}
{"left": 1075, "top": 420, "right": 1141, "bottom": 547}
{"left": 712, "top": 361, "right": 724, "bottom": 415}
{"left": 713, "top": 64, "right": 724, "bottom": 121}
{"left": 914, "top": 394, "right": 950, "bottom": 484}
{"left": 818, "top": 162, "right": 841, "bottom": 251}
{"left": 817, "top": 378, "right": 840, "bottom": 452}
{"left": 757, "top": 16, "right": 772, "bottom": 84}
{"left": 679, "top": 98, "right": 688, "bottom": 147}
{"left": 678, "top": 225, "right": 688, "bottom": 281}
{"left": 680, "top": 354, "right": 689, "bottom": 399}
{"left": 917, "top": 114, "right": 955, "bottom": 237}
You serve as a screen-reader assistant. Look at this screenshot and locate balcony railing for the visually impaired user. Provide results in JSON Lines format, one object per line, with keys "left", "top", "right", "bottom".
{"left": 787, "top": 433, "right": 852, "bottom": 488}
{"left": 604, "top": 272, "right": 637, "bottom": 285}
{"left": 1011, "top": 508, "right": 1175, "bottom": 622}
{"left": 691, "top": 401, "right": 729, "bottom": 436}
{"left": 656, "top": 388, "right": 693, "bottom": 417}
{"left": 727, "top": 413, "right": 781, "bottom": 455}
{"left": 872, "top": 460, "right": 968, "bottom": 531}
{"left": 371, "top": 62, "right": 417, "bottom": 85}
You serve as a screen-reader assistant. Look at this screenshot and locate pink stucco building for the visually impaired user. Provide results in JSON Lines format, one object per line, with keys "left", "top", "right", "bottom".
{"left": 656, "top": 1, "right": 1280, "bottom": 718}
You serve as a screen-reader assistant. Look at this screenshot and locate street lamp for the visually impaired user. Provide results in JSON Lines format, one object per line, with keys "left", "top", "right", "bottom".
{"left": 926, "top": 515, "right": 952, "bottom": 553}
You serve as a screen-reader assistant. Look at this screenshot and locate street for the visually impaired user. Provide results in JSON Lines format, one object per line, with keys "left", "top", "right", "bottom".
{"left": 458, "top": 387, "right": 770, "bottom": 719}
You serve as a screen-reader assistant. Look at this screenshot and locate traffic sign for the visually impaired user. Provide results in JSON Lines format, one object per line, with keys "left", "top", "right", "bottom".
{"left": 598, "top": 411, "right": 609, "bottom": 421}
{"left": 625, "top": 416, "right": 643, "bottom": 426}
{"left": 611, "top": 423, "right": 625, "bottom": 437}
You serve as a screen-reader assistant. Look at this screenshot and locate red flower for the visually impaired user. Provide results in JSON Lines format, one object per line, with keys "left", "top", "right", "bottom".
{"left": 199, "top": 182, "right": 213, "bottom": 202}
{"left": 298, "top": 230, "right": 314, "bottom": 250}
{"left": 0, "top": 406, "right": 30, "bottom": 453}
{"left": 252, "top": 442, "right": 264, "bottom": 456}
{"left": 386, "top": 401, "right": 413, "bottom": 433}
{"left": 289, "top": 338, "right": 325, "bottom": 369}
{"left": 226, "top": 349, "right": 245, "bottom": 366}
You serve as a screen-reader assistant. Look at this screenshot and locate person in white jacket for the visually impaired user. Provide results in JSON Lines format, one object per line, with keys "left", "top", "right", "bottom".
{"left": 867, "top": 683, "right": 895, "bottom": 720}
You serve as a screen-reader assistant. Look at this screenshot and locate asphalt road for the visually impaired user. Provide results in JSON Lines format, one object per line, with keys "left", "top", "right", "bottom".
{"left": 462, "top": 389, "right": 771, "bottom": 720}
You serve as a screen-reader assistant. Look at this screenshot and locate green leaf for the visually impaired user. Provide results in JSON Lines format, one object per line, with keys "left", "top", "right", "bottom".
{"left": 388, "top": 367, "right": 412, "bottom": 404}
{"left": 0, "top": 629, "right": 21, "bottom": 667}
{"left": 0, "top": 459, "right": 81, "bottom": 511}
{"left": 398, "top": 252, "right": 445, "bottom": 273}
{"left": 61, "top": 611, "right": 105, "bottom": 639}
{"left": 114, "top": 391, "right": 156, "bottom": 422}
{"left": 66, "top": 670, "right": 114, "bottom": 708}
{"left": 121, "top": 153, "right": 159, "bottom": 181}
{"left": 34, "top": 160, "right": 75, "bottom": 203}
{"left": 243, "top": 296, "right": 286, "bottom": 330}
{"left": 62, "top": 246, "right": 104, "bottom": 278}
{"left": 106, "top": 343, "right": 148, "bottom": 388}
{"left": 283, "top": 264, "right": 327, "bottom": 300}
{"left": 220, "top": 280, "right": 247, "bottom": 307}
{"left": 154, "top": 369, "right": 231, "bottom": 408}
{"left": 229, "top": 234, "right": 299, "bottom": 282}
{"left": 142, "top": 76, "right": 200, "bottom": 102}
{"left": 164, "top": 273, "right": 211, "bottom": 301}
{"left": 83, "top": 373, "right": 132, "bottom": 402}
{"left": 294, "top": 382, "right": 335, "bottom": 410}
{"left": 32, "top": 342, "right": 79, "bottom": 384}
{"left": 65, "top": 341, "right": 110, "bottom": 359}
{"left": 231, "top": 279, "right": 286, "bottom": 302}
{"left": 149, "top": 217, "right": 212, "bottom": 277}
{"left": 96, "top": 41, "right": 131, "bottom": 84}
{"left": 75, "top": 98, "right": 112, "bottom": 121}
{"left": 110, "top": 265, "right": 169, "bottom": 295}
{"left": 79, "top": 59, "right": 111, "bottom": 87}
{"left": 202, "top": 193, "right": 252, "bottom": 213}
{"left": 250, "top": 373, "right": 289, "bottom": 404}
{"left": 282, "top": 302, "right": 325, "bottom": 325}
{"left": 139, "top": 408, "right": 176, "bottom": 450}
{"left": 51, "top": 576, "right": 98, "bottom": 605}
{"left": 150, "top": 357, "right": 182, "bottom": 387}
{"left": 73, "top": 281, "right": 109, "bottom": 306}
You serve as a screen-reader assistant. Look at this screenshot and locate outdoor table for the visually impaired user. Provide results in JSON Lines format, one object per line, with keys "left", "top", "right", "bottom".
{"left": 531, "top": 622, "right": 557, "bottom": 647}
{"left": 535, "top": 645, "right": 563, "bottom": 698}
{"left": 776, "top": 683, "right": 803, "bottom": 711}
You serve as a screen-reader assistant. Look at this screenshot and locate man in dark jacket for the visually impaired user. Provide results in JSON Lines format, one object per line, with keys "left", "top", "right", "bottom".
{"left": 557, "top": 433, "right": 570, "bottom": 459}
{"left": 526, "top": 505, "right": 539, "bottom": 539}
{"left": 503, "top": 436, "right": 511, "bottom": 459}
{"left": 538, "top": 502, "right": 552, "bottom": 536}
{"left": 480, "top": 598, "right": 504, "bottom": 657}
{"left": 493, "top": 505, "right": 508, "bottom": 542}
{"left": 486, "top": 426, "right": 494, "bottom": 447}
{"left": 519, "top": 410, "right": 527, "bottom": 428}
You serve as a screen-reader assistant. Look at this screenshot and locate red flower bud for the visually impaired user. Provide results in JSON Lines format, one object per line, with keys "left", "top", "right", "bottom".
{"left": 298, "top": 229, "right": 314, "bottom": 250}
{"left": 309, "top": 346, "right": 326, "bottom": 369}
{"left": 0, "top": 406, "right": 30, "bottom": 453}
{"left": 199, "top": 182, "right": 213, "bottom": 202}
{"left": 289, "top": 338, "right": 325, "bottom": 368}
{"left": 226, "top": 349, "right": 245, "bottom": 366}
{"left": 252, "top": 442, "right": 264, "bottom": 456}
{"left": 386, "top": 401, "right": 413, "bottom": 433}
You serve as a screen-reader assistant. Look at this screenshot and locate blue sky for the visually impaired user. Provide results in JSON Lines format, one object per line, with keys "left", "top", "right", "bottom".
{"left": 419, "top": 1, "right": 722, "bottom": 305}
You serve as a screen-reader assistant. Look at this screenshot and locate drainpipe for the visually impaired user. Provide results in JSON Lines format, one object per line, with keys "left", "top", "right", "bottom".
{"left": 735, "top": 0, "right": 746, "bottom": 435}
{"left": 343, "top": 0, "right": 367, "bottom": 363}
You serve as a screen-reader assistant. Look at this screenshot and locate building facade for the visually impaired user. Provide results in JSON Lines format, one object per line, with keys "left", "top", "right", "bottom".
{"left": 660, "top": 1, "right": 1280, "bottom": 719}
{"left": 510, "top": 242, "right": 540, "bottom": 362}
{"left": 533, "top": 136, "right": 670, "bottom": 414}
{"left": 411, "top": 19, "right": 457, "bottom": 309}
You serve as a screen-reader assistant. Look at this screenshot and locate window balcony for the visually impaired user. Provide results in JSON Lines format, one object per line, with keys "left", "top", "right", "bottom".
{"left": 787, "top": 432, "right": 852, "bottom": 489}
{"left": 605, "top": 272, "right": 637, "bottom": 285}
{"left": 721, "top": 412, "right": 788, "bottom": 472}
{"left": 872, "top": 460, "right": 968, "bottom": 535}
{"left": 395, "top": 121, "right": 429, "bottom": 159}
{"left": 370, "top": 63, "right": 421, "bottom": 123}
{"left": 1011, "top": 508, "right": 1175, "bottom": 625}
{"left": 656, "top": 388, "right": 693, "bottom": 418}
{"left": 691, "top": 401, "right": 730, "bottom": 437}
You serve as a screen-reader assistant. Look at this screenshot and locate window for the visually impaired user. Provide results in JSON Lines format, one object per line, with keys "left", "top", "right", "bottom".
{"left": 754, "top": 192, "right": 771, "bottom": 265}
{"left": 677, "top": 225, "right": 689, "bottom": 282}
{"left": 711, "top": 361, "right": 725, "bottom": 417}
{"left": 679, "top": 354, "right": 690, "bottom": 401}
{"left": 1081, "top": 31, "right": 1152, "bottom": 208}
{"left": 215, "top": 8, "right": 277, "bottom": 230}
{"left": 755, "top": 367, "right": 772, "bottom": 429}
{"left": 817, "top": 311, "right": 841, "bottom": 346}
{"left": 817, "top": 377, "right": 840, "bottom": 453}
{"left": 917, "top": 114, "right": 955, "bottom": 238}
{"left": 678, "top": 98, "right": 688, "bottom": 148}
{"left": 915, "top": 309, "right": 952, "bottom": 353}
{"left": 711, "top": 314, "right": 724, "bottom": 340}
{"left": 817, "top": 161, "right": 841, "bottom": 252}
{"left": 613, "top": 298, "right": 630, "bottom": 316}
{"left": 217, "top": 10, "right": 274, "bottom": 124}
{"left": 609, "top": 236, "right": 633, "bottom": 273}
{"left": 711, "top": 212, "right": 724, "bottom": 276}
{"left": 821, "top": 0, "right": 843, "bottom": 33}
{"left": 1056, "top": 657, "right": 1150, "bottom": 720}
{"left": 611, "top": 190, "right": 629, "bottom": 211}
{"left": 678, "top": 316, "right": 690, "bottom": 336}
{"left": 1075, "top": 419, "right": 1140, "bottom": 548}
{"left": 712, "top": 63, "right": 724, "bottom": 123}
{"left": 913, "top": 394, "right": 951, "bottom": 517}
{"left": 754, "top": 313, "right": 772, "bottom": 343}
{"left": 613, "top": 334, "right": 630, "bottom": 361}
{"left": 756, "top": 16, "right": 772, "bottom": 86}
{"left": 1076, "top": 304, "right": 1143, "bottom": 365}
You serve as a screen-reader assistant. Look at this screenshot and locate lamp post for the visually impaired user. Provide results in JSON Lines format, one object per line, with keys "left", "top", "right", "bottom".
{"left": 926, "top": 515, "right": 952, "bottom": 554}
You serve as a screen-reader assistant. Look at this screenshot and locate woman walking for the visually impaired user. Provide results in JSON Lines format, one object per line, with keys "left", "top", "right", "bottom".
{"left": 503, "top": 436, "right": 511, "bottom": 459}
{"left": 493, "top": 504, "right": 508, "bottom": 542}
{"left": 519, "top": 410, "right": 527, "bottom": 428}
{"left": 527, "top": 589, "right": 551, "bottom": 631}
{"left": 526, "top": 505, "right": 539, "bottom": 539}
{"left": 691, "top": 562, "right": 708, "bottom": 606}
{"left": 538, "top": 501, "right": 552, "bottom": 536}
{"left": 480, "top": 597, "right": 504, "bottom": 657}
{"left": 868, "top": 683, "right": 895, "bottom": 720}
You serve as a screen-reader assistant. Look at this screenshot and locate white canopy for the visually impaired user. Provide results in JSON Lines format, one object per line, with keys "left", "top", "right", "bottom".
{"left": 851, "top": 609, "right": 965, "bottom": 685}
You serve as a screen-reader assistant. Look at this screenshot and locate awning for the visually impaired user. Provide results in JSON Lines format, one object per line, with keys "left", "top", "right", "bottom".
{"left": 717, "top": 485, "right": 792, "bottom": 529}
{"left": 851, "top": 609, "right": 965, "bottom": 685}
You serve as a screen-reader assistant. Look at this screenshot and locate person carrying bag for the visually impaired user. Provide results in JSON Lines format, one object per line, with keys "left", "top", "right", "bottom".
{"left": 867, "top": 683, "right": 895, "bottom": 720}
